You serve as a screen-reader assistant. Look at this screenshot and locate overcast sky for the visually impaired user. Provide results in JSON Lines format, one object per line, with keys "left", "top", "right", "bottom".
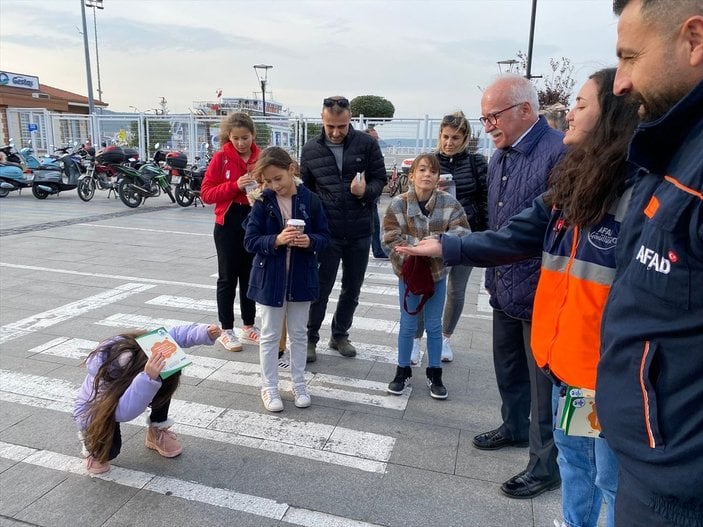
{"left": 0, "top": 0, "right": 619, "bottom": 119}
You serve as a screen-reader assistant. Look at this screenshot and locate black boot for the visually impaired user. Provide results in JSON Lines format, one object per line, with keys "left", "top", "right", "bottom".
{"left": 387, "top": 365, "right": 412, "bottom": 395}
{"left": 426, "top": 367, "right": 447, "bottom": 399}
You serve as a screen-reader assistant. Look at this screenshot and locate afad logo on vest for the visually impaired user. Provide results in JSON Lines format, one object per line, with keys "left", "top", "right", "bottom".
{"left": 587, "top": 225, "right": 618, "bottom": 250}
{"left": 635, "top": 244, "right": 676, "bottom": 274}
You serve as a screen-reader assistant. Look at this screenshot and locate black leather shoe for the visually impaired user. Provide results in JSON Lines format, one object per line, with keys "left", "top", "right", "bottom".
{"left": 500, "top": 471, "right": 561, "bottom": 499}
{"left": 472, "top": 428, "right": 529, "bottom": 450}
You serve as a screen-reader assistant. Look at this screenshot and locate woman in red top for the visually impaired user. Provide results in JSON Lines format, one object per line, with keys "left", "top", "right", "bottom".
{"left": 201, "top": 113, "right": 261, "bottom": 351}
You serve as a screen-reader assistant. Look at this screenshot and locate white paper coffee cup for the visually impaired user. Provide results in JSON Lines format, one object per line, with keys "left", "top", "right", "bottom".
{"left": 287, "top": 219, "right": 305, "bottom": 232}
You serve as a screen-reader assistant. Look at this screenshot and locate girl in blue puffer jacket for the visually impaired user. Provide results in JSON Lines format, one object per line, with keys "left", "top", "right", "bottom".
{"left": 244, "top": 147, "right": 330, "bottom": 413}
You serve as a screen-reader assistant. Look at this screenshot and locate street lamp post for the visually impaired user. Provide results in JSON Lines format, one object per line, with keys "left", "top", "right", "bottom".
{"left": 497, "top": 59, "right": 519, "bottom": 74}
{"left": 86, "top": 0, "right": 104, "bottom": 102}
{"left": 79, "top": 0, "right": 95, "bottom": 115}
{"left": 253, "top": 64, "right": 273, "bottom": 117}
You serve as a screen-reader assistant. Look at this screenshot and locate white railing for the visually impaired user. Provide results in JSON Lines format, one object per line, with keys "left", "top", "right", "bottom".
{"left": 4, "top": 109, "right": 496, "bottom": 162}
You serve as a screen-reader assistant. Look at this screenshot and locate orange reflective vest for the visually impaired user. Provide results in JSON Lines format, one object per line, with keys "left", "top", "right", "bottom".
{"left": 531, "top": 190, "right": 631, "bottom": 389}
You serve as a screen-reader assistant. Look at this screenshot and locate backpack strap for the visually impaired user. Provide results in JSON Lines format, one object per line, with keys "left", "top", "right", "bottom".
{"left": 403, "top": 288, "right": 433, "bottom": 315}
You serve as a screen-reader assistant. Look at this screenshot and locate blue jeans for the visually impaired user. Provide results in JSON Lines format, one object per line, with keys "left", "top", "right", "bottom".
{"left": 552, "top": 385, "right": 618, "bottom": 527}
{"left": 397, "top": 277, "right": 446, "bottom": 368}
{"left": 415, "top": 263, "right": 473, "bottom": 338}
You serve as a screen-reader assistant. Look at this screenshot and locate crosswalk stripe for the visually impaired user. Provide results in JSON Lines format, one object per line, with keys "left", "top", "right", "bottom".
{"left": 0, "top": 283, "right": 155, "bottom": 345}
{"left": 0, "top": 370, "right": 395, "bottom": 473}
{"left": 0, "top": 262, "right": 217, "bottom": 290}
{"left": 145, "top": 295, "right": 399, "bottom": 333}
{"left": 29, "top": 338, "right": 412, "bottom": 411}
{"left": 77, "top": 223, "right": 212, "bottom": 237}
{"left": 0, "top": 441, "right": 384, "bottom": 526}
{"left": 94, "top": 313, "right": 404, "bottom": 364}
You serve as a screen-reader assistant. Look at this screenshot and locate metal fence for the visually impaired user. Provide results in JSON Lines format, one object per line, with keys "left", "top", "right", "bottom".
{"left": 4, "top": 108, "right": 495, "bottom": 166}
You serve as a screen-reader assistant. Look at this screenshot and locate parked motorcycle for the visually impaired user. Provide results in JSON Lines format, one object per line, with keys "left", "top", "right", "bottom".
{"left": 0, "top": 144, "right": 34, "bottom": 197}
{"left": 77, "top": 146, "right": 125, "bottom": 202}
{"left": 114, "top": 145, "right": 175, "bottom": 208}
{"left": 166, "top": 151, "right": 207, "bottom": 207}
{"left": 31, "top": 144, "right": 89, "bottom": 199}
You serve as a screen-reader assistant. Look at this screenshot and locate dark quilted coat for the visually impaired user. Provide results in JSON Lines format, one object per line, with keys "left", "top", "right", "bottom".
{"left": 484, "top": 116, "right": 566, "bottom": 320}
{"left": 300, "top": 127, "right": 387, "bottom": 240}
{"left": 436, "top": 150, "right": 489, "bottom": 232}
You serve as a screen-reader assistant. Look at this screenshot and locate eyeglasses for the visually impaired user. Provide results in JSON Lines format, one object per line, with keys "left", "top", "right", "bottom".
{"left": 479, "top": 103, "right": 523, "bottom": 126}
{"left": 323, "top": 97, "right": 350, "bottom": 109}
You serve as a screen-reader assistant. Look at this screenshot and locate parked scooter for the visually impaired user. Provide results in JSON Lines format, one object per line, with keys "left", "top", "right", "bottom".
{"left": 0, "top": 144, "right": 34, "bottom": 197}
{"left": 19, "top": 142, "right": 60, "bottom": 170}
{"left": 114, "top": 144, "right": 175, "bottom": 208}
{"left": 31, "top": 144, "right": 88, "bottom": 199}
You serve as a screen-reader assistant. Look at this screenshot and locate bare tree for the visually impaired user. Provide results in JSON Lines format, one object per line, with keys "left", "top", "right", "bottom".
{"left": 516, "top": 51, "right": 576, "bottom": 108}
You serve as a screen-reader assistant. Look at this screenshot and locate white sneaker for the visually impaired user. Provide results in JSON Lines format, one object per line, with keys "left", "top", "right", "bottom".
{"left": 292, "top": 382, "right": 311, "bottom": 408}
{"left": 278, "top": 349, "right": 290, "bottom": 370}
{"left": 441, "top": 336, "right": 453, "bottom": 362}
{"left": 261, "top": 387, "right": 284, "bottom": 412}
{"left": 410, "top": 338, "right": 421, "bottom": 366}
{"left": 218, "top": 329, "right": 243, "bottom": 352}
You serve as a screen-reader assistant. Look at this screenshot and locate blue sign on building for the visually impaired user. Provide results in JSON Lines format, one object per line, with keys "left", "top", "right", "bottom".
{"left": 28, "top": 124, "right": 38, "bottom": 132}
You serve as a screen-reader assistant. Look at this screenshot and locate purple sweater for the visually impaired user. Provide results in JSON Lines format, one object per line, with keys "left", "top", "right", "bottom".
{"left": 73, "top": 324, "right": 214, "bottom": 429}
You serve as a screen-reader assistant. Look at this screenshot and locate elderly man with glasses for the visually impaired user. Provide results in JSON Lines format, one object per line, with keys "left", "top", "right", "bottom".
{"left": 473, "top": 74, "right": 566, "bottom": 499}
{"left": 300, "top": 96, "right": 387, "bottom": 362}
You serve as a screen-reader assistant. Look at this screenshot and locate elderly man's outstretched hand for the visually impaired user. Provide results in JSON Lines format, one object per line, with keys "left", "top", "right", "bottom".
{"left": 394, "top": 238, "right": 442, "bottom": 257}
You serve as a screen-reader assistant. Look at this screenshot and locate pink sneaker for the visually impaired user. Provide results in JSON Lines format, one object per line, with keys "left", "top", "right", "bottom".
{"left": 145, "top": 426, "right": 183, "bottom": 458}
{"left": 86, "top": 455, "right": 111, "bottom": 475}
{"left": 240, "top": 325, "right": 261, "bottom": 344}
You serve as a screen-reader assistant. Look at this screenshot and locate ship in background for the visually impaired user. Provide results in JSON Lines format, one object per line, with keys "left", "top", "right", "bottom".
{"left": 191, "top": 93, "right": 294, "bottom": 151}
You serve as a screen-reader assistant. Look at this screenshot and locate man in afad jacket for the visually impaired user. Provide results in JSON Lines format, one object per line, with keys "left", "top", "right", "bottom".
{"left": 301, "top": 96, "right": 386, "bottom": 362}
{"left": 597, "top": 1, "right": 703, "bottom": 526}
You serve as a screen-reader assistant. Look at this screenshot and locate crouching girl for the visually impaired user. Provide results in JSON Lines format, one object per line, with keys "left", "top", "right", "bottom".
{"left": 73, "top": 323, "right": 220, "bottom": 474}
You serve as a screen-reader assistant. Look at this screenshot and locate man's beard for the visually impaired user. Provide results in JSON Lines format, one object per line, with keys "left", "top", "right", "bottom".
{"left": 638, "top": 85, "right": 691, "bottom": 122}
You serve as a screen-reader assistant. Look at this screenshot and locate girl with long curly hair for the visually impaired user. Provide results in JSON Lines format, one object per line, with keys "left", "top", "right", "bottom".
{"left": 73, "top": 323, "right": 220, "bottom": 474}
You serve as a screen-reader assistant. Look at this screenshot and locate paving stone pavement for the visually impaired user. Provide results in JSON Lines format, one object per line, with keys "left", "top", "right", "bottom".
{"left": 0, "top": 191, "right": 576, "bottom": 527}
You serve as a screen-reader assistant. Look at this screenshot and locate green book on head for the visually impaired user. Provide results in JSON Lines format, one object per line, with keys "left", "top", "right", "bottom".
{"left": 135, "top": 327, "right": 192, "bottom": 379}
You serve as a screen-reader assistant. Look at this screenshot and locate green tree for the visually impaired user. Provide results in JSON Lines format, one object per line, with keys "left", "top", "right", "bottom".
{"left": 305, "top": 122, "right": 322, "bottom": 138}
{"left": 127, "top": 119, "right": 172, "bottom": 150}
{"left": 350, "top": 95, "right": 395, "bottom": 118}
{"left": 516, "top": 51, "right": 576, "bottom": 108}
{"left": 254, "top": 122, "right": 271, "bottom": 148}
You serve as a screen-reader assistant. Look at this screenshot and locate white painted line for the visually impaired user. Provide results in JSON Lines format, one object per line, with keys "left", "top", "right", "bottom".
{"left": 0, "top": 262, "right": 490, "bottom": 319}
{"left": 0, "top": 283, "right": 155, "bottom": 345}
{"left": 206, "top": 361, "right": 411, "bottom": 412}
{"left": 28, "top": 336, "right": 98, "bottom": 360}
{"left": 0, "top": 370, "right": 395, "bottom": 473}
{"left": 0, "top": 262, "right": 216, "bottom": 290}
{"left": 95, "top": 313, "right": 197, "bottom": 331}
{"left": 77, "top": 223, "right": 212, "bottom": 237}
{"left": 143, "top": 295, "right": 398, "bottom": 335}
{"left": 30, "top": 337, "right": 411, "bottom": 411}
{"left": 96, "top": 312, "right": 403, "bottom": 364}
{"left": 0, "top": 441, "right": 384, "bottom": 526}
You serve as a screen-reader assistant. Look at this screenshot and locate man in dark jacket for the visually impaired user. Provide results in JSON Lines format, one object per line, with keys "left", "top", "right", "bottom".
{"left": 597, "top": 1, "right": 703, "bottom": 525}
{"left": 301, "top": 96, "right": 387, "bottom": 362}
{"left": 472, "top": 74, "right": 565, "bottom": 499}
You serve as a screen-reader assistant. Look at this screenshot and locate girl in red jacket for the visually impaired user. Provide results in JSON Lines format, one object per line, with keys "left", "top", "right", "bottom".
{"left": 201, "top": 113, "right": 261, "bottom": 351}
